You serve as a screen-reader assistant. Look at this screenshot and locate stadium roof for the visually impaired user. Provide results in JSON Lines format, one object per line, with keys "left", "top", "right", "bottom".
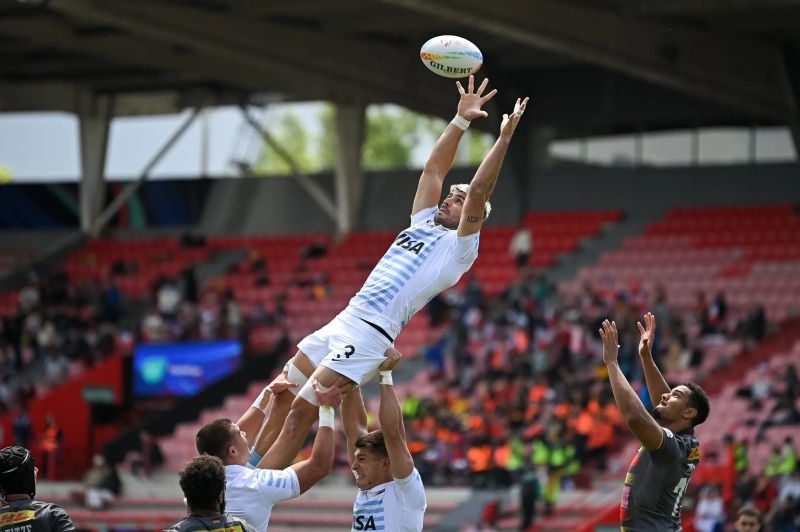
{"left": 0, "top": 0, "right": 798, "bottom": 136}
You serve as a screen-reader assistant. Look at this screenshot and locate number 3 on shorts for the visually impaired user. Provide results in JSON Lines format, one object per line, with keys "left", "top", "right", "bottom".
{"left": 336, "top": 345, "right": 355, "bottom": 359}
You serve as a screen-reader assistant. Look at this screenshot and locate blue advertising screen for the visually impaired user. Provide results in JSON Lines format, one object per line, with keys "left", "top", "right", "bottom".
{"left": 133, "top": 340, "right": 243, "bottom": 397}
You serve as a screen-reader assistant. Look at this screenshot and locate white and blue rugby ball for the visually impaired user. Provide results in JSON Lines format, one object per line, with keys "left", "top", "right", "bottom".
{"left": 420, "top": 35, "right": 483, "bottom": 79}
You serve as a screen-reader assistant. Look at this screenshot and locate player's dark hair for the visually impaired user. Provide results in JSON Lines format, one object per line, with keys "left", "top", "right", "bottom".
{"left": 179, "top": 455, "right": 225, "bottom": 512}
{"left": 196, "top": 419, "right": 235, "bottom": 460}
{"left": 737, "top": 505, "right": 762, "bottom": 524}
{"left": 684, "top": 382, "right": 710, "bottom": 427}
{"left": 355, "top": 430, "right": 388, "bottom": 459}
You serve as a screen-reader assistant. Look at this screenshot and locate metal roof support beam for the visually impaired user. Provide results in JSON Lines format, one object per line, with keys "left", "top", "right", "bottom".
{"left": 90, "top": 107, "right": 202, "bottom": 237}
{"left": 78, "top": 92, "right": 112, "bottom": 233}
{"left": 334, "top": 102, "right": 367, "bottom": 238}
{"left": 378, "top": 0, "right": 796, "bottom": 122}
{"left": 239, "top": 106, "right": 338, "bottom": 223}
{"left": 782, "top": 46, "right": 800, "bottom": 161}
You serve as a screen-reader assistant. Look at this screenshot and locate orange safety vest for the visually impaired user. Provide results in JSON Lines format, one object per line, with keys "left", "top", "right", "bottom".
{"left": 468, "top": 446, "right": 491, "bottom": 472}
{"left": 494, "top": 445, "right": 511, "bottom": 468}
{"left": 41, "top": 425, "right": 60, "bottom": 453}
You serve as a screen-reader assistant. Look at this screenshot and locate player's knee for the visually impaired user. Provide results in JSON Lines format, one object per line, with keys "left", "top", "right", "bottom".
{"left": 284, "top": 401, "right": 316, "bottom": 435}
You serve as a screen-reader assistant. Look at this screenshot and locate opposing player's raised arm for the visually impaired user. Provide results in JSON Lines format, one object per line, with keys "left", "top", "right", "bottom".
{"left": 637, "top": 313, "right": 672, "bottom": 408}
{"left": 341, "top": 386, "right": 368, "bottom": 466}
{"left": 457, "top": 97, "right": 528, "bottom": 237}
{"left": 286, "top": 380, "right": 341, "bottom": 494}
{"left": 378, "top": 349, "right": 415, "bottom": 480}
{"left": 600, "top": 320, "right": 664, "bottom": 450}
{"left": 412, "top": 76, "right": 497, "bottom": 216}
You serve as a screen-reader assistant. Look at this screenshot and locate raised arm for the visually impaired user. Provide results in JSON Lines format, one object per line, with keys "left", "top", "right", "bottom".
{"left": 236, "top": 386, "right": 271, "bottom": 447}
{"left": 251, "top": 374, "right": 300, "bottom": 458}
{"left": 412, "top": 75, "right": 497, "bottom": 216}
{"left": 638, "top": 312, "right": 672, "bottom": 408}
{"left": 285, "top": 380, "right": 342, "bottom": 494}
{"left": 341, "top": 387, "right": 369, "bottom": 466}
{"left": 378, "top": 349, "right": 414, "bottom": 480}
{"left": 457, "top": 97, "right": 528, "bottom": 237}
{"left": 600, "top": 320, "right": 664, "bottom": 450}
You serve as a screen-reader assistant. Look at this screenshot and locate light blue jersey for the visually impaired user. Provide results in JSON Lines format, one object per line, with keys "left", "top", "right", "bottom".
{"left": 352, "top": 469, "right": 427, "bottom": 532}
{"left": 348, "top": 206, "right": 479, "bottom": 339}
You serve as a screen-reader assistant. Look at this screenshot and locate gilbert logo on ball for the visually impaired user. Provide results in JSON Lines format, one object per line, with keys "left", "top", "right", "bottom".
{"left": 420, "top": 35, "right": 483, "bottom": 79}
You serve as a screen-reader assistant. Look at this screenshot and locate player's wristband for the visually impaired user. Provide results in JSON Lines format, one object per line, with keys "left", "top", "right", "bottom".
{"left": 319, "top": 406, "right": 335, "bottom": 428}
{"left": 251, "top": 388, "right": 270, "bottom": 413}
{"left": 247, "top": 448, "right": 263, "bottom": 469}
{"left": 379, "top": 371, "right": 394, "bottom": 386}
{"left": 451, "top": 114, "right": 470, "bottom": 131}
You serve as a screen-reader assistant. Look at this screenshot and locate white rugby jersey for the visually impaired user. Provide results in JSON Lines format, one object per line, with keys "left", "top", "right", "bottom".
{"left": 352, "top": 469, "right": 427, "bottom": 532}
{"left": 348, "top": 206, "right": 480, "bottom": 339}
{"left": 225, "top": 464, "right": 300, "bottom": 531}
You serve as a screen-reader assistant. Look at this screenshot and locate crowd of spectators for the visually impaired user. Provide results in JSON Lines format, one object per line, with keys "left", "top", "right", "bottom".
{"left": 0, "top": 271, "right": 120, "bottom": 415}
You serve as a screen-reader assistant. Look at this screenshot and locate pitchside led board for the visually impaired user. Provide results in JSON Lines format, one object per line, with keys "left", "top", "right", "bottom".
{"left": 133, "top": 340, "right": 243, "bottom": 397}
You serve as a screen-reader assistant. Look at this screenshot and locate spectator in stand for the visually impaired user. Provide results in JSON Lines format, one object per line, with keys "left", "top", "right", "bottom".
{"left": 508, "top": 224, "right": 533, "bottom": 269}
{"left": 694, "top": 484, "right": 725, "bottom": 532}
{"left": 741, "top": 305, "right": 766, "bottom": 344}
{"left": 752, "top": 475, "right": 778, "bottom": 516}
{"left": 733, "top": 506, "right": 762, "bottom": 532}
{"left": 130, "top": 430, "right": 164, "bottom": 480}
{"left": 778, "top": 469, "right": 800, "bottom": 503}
{"left": 78, "top": 453, "right": 121, "bottom": 510}
{"left": 519, "top": 465, "right": 540, "bottom": 530}
{"left": 39, "top": 413, "right": 62, "bottom": 480}
{"left": 12, "top": 405, "right": 32, "bottom": 449}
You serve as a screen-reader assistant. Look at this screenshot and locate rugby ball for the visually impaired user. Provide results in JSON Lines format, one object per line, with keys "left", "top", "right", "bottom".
{"left": 420, "top": 35, "right": 483, "bottom": 79}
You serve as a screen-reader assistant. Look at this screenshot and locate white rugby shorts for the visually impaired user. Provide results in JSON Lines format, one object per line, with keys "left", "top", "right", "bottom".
{"left": 297, "top": 309, "right": 393, "bottom": 386}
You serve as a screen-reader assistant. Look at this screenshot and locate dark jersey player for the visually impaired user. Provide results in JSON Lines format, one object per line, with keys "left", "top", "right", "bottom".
{"left": 600, "top": 314, "right": 710, "bottom": 531}
{"left": 164, "top": 455, "right": 257, "bottom": 532}
{"left": 0, "top": 446, "right": 74, "bottom": 532}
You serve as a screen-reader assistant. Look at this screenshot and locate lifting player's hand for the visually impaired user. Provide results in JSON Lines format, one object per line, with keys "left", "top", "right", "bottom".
{"left": 456, "top": 75, "right": 498, "bottom": 121}
{"left": 266, "top": 373, "right": 299, "bottom": 396}
{"left": 637, "top": 312, "right": 656, "bottom": 360}
{"left": 599, "top": 319, "right": 620, "bottom": 366}
{"left": 313, "top": 378, "right": 344, "bottom": 409}
{"left": 500, "top": 97, "right": 529, "bottom": 140}
{"left": 380, "top": 347, "right": 403, "bottom": 372}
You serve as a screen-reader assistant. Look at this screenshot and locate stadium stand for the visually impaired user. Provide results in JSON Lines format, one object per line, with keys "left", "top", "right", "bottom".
{"left": 5, "top": 204, "right": 800, "bottom": 531}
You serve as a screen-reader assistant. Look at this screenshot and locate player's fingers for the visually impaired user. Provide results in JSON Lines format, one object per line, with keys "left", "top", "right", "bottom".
{"left": 476, "top": 77, "right": 489, "bottom": 96}
{"left": 637, "top": 322, "right": 645, "bottom": 334}
{"left": 480, "top": 88, "right": 498, "bottom": 103}
{"left": 468, "top": 74, "right": 474, "bottom": 93}
{"left": 288, "top": 382, "right": 299, "bottom": 388}
{"left": 480, "top": 111, "right": 488, "bottom": 117}
{"left": 456, "top": 81, "right": 465, "bottom": 96}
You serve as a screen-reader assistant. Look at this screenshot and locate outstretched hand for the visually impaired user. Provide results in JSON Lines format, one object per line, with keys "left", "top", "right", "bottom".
{"left": 266, "top": 373, "right": 299, "bottom": 396}
{"left": 500, "top": 97, "right": 529, "bottom": 140}
{"left": 599, "top": 319, "right": 619, "bottom": 366}
{"left": 637, "top": 312, "right": 656, "bottom": 359}
{"left": 456, "top": 75, "right": 498, "bottom": 121}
